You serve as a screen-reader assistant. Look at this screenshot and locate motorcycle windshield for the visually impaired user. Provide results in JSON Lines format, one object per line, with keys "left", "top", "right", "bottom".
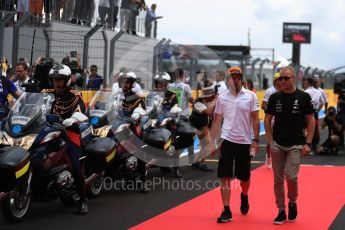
{"left": 145, "top": 90, "right": 165, "bottom": 116}
{"left": 167, "top": 84, "right": 189, "bottom": 116}
{"left": 88, "top": 91, "right": 123, "bottom": 126}
{"left": 5, "top": 92, "right": 55, "bottom": 137}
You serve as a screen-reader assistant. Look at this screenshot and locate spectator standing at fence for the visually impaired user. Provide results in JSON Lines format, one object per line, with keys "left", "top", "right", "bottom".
{"left": 314, "top": 77, "right": 328, "bottom": 112}
{"left": 212, "top": 66, "right": 260, "bottom": 223}
{"left": 261, "top": 72, "right": 281, "bottom": 168}
{"left": 145, "top": 3, "right": 162, "bottom": 38}
{"left": 213, "top": 70, "right": 227, "bottom": 95}
{"left": 98, "top": 0, "right": 110, "bottom": 25}
{"left": 1, "top": 57, "right": 10, "bottom": 77}
{"left": 303, "top": 77, "right": 324, "bottom": 154}
{"left": 14, "top": 62, "right": 30, "bottom": 93}
{"left": 245, "top": 79, "right": 256, "bottom": 93}
{"left": 120, "top": 0, "right": 131, "bottom": 32}
{"left": 264, "top": 66, "right": 315, "bottom": 225}
{"left": 86, "top": 65, "right": 103, "bottom": 90}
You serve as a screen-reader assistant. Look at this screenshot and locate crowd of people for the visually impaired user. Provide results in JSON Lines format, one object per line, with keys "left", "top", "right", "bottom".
{"left": 0, "top": 0, "right": 162, "bottom": 37}
{"left": 1, "top": 54, "right": 343, "bottom": 224}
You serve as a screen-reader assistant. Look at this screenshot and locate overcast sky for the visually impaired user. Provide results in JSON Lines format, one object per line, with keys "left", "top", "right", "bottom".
{"left": 143, "top": 0, "right": 345, "bottom": 71}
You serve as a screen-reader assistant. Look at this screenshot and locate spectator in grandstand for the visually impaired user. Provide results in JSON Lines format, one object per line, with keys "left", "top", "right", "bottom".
{"left": 213, "top": 70, "right": 227, "bottom": 95}
{"left": 85, "top": 0, "right": 95, "bottom": 26}
{"left": 86, "top": 64, "right": 103, "bottom": 90}
{"left": 98, "top": 0, "right": 110, "bottom": 25}
{"left": 120, "top": 0, "right": 131, "bottom": 32}
{"left": 317, "top": 106, "right": 343, "bottom": 155}
{"left": 261, "top": 72, "right": 281, "bottom": 168}
{"left": 61, "top": 0, "right": 75, "bottom": 22}
{"left": 145, "top": 3, "right": 162, "bottom": 38}
{"left": 1, "top": 0, "right": 15, "bottom": 11}
{"left": 30, "top": 0, "right": 43, "bottom": 18}
{"left": 17, "top": 0, "right": 30, "bottom": 20}
{"left": 129, "top": 0, "right": 145, "bottom": 35}
{"left": 51, "top": 0, "right": 64, "bottom": 20}
{"left": 113, "top": 0, "right": 121, "bottom": 28}
{"left": 303, "top": 77, "right": 324, "bottom": 154}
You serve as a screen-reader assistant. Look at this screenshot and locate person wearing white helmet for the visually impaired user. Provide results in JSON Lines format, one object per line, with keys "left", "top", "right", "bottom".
{"left": 44, "top": 64, "right": 88, "bottom": 215}
{"left": 116, "top": 69, "right": 143, "bottom": 96}
{"left": 118, "top": 70, "right": 147, "bottom": 192}
{"left": 155, "top": 72, "right": 182, "bottom": 178}
{"left": 155, "top": 72, "right": 178, "bottom": 111}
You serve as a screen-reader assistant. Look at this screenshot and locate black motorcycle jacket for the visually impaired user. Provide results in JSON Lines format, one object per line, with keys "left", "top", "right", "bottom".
{"left": 122, "top": 90, "right": 146, "bottom": 117}
{"left": 43, "top": 87, "right": 86, "bottom": 120}
{"left": 163, "top": 90, "right": 178, "bottom": 110}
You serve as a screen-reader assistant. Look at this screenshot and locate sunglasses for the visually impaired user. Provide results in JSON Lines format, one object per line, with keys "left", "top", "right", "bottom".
{"left": 277, "top": 76, "right": 292, "bottom": 81}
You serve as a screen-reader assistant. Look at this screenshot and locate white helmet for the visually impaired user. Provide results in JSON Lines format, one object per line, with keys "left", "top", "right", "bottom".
{"left": 154, "top": 72, "right": 171, "bottom": 86}
{"left": 49, "top": 64, "right": 72, "bottom": 86}
{"left": 119, "top": 70, "right": 137, "bottom": 81}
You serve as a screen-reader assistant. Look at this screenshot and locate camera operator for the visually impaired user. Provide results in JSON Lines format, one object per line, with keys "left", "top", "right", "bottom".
{"left": 33, "top": 57, "right": 55, "bottom": 91}
{"left": 337, "top": 89, "right": 345, "bottom": 126}
{"left": 318, "top": 106, "right": 343, "bottom": 155}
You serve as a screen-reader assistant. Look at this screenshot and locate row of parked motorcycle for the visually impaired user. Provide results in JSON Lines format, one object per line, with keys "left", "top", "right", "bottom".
{"left": 0, "top": 90, "right": 197, "bottom": 223}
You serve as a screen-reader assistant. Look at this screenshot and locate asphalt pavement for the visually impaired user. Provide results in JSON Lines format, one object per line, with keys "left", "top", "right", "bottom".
{"left": 1, "top": 128, "right": 344, "bottom": 230}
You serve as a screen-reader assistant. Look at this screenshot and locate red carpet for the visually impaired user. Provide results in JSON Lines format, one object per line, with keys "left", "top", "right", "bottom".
{"left": 131, "top": 165, "right": 345, "bottom": 229}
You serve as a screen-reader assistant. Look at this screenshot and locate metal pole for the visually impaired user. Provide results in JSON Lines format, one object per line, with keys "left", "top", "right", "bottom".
{"left": 312, "top": 68, "right": 318, "bottom": 78}
{"left": 251, "top": 58, "right": 261, "bottom": 85}
{"left": 12, "top": 14, "right": 31, "bottom": 67}
{"left": 152, "top": 38, "right": 166, "bottom": 88}
{"left": 101, "top": 30, "right": 109, "bottom": 87}
{"left": 0, "top": 12, "right": 16, "bottom": 58}
{"left": 109, "top": 30, "right": 124, "bottom": 78}
{"left": 42, "top": 28, "right": 50, "bottom": 58}
{"left": 82, "top": 24, "right": 102, "bottom": 70}
{"left": 158, "top": 39, "right": 171, "bottom": 73}
{"left": 153, "top": 20, "right": 158, "bottom": 39}
{"left": 30, "top": 29, "right": 37, "bottom": 69}
{"left": 258, "top": 58, "right": 269, "bottom": 90}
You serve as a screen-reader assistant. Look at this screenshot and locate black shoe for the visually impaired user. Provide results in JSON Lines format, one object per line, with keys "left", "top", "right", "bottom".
{"left": 273, "top": 210, "right": 286, "bottom": 225}
{"left": 76, "top": 200, "right": 88, "bottom": 215}
{"left": 288, "top": 203, "right": 298, "bottom": 221}
{"left": 240, "top": 193, "right": 249, "bottom": 215}
{"left": 191, "top": 162, "right": 201, "bottom": 169}
{"left": 173, "top": 168, "right": 182, "bottom": 178}
{"left": 199, "top": 163, "right": 213, "bottom": 172}
{"left": 217, "top": 209, "right": 232, "bottom": 223}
